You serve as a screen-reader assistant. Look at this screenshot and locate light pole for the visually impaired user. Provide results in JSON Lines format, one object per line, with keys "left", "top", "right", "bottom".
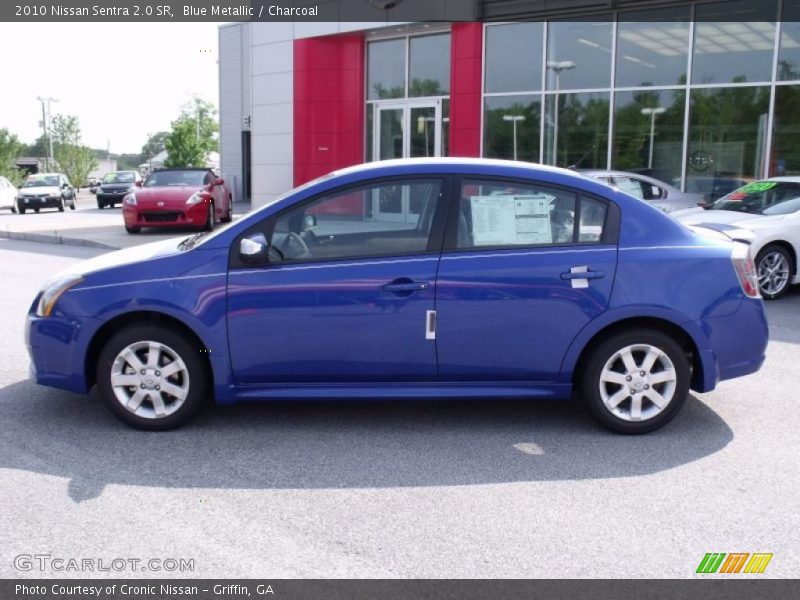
{"left": 546, "top": 60, "right": 575, "bottom": 165}
{"left": 641, "top": 106, "right": 666, "bottom": 169}
{"left": 503, "top": 115, "right": 526, "bottom": 161}
{"left": 37, "top": 96, "right": 58, "bottom": 171}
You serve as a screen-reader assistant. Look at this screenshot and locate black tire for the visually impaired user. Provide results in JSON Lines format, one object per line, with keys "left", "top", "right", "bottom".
{"left": 221, "top": 196, "right": 233, "bottom": 223}
{"left": 125, "top": 225, "right": 141, "bottom": 234}
{"left": 11, "top": 205, "right": 17, "bottom": 214}
{"left": 18, "top": 205, "right": 25, "bottom": 215}
{"left": 69, "top": 199, "right": 76, "bottom": 210}
{"left": 203, "top": 202, "right": 215, "bottom": 231}
{"left": 580, "top": 329, "right": 690, "bottom": 434}
{"left": 96, "top": 324, "right": 209, "bottom": 431}
{"left": 97, "top": 200, "right": 104, "bottom": 209}
{"left": 755, "top": 244, "right": 793, "bottom": 300}
{"left": 34, "top": 208, "right": 39, "bottom": 213}
{"left": 58, "top": 197, "right": 65, "bottom": 212}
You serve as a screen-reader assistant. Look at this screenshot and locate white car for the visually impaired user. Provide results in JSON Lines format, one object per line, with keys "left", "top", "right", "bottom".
{"left": 581, "top": 169, "right": 703, "bottom": 213}
{"left": 673, "top": 177, "right": 800, "bottom": 299}
{"left": 0, "top": 175, "right": 18, "bottom": 213}
{"left": 16, "top": 172, "right": 76, "bottom": 214}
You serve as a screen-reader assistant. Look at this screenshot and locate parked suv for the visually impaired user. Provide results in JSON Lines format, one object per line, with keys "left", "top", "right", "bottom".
{"left": 96, "top": 171, "right": 143, "bottom": 209}
{"left": 16, "top": 173, "right": 76, "bottom": 214}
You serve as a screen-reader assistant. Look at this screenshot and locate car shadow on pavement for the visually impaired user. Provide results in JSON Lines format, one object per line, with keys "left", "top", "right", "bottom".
{"left": 0, "top": 380, "right": 732, "bottom": 502}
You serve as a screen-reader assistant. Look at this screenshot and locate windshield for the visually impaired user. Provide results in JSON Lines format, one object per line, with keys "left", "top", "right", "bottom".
{"left": 23, "top": 175, "right": 59, "bottom": 188}
{"left": 144, "top": 170, "right": 207, "bottom": 188}
{"left": 708, "top": 181, "right": 800, "bottom": 215}
{"left": 103, "top": 172, "right": 136, "bottom": 184}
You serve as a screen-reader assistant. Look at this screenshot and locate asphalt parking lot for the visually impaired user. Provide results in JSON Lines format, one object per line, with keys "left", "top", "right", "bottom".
{"left": 0, "top": 237, "right": 797, "bottom": 578}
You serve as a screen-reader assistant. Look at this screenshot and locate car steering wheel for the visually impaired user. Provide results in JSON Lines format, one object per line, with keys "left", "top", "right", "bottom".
{"left": 281, "top": 231, "right": 311, "bottom": 259}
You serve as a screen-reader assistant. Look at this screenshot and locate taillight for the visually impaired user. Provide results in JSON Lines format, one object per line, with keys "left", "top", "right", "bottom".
{"left": 731, "top": 241, "right": 760, "bottom": 298}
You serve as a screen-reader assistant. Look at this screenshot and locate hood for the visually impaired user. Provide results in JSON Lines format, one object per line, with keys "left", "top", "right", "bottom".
{"left": 672, "top": 207, "right": 783, "bottom": 227}
{"left": 134, "top": 186, "right": 202, "bottom": 204}
{"left": 55, "top": 237, "right": 186, "bottom": 280}
{"left": 19, "top": 186, "right": 60, "bottom": 196}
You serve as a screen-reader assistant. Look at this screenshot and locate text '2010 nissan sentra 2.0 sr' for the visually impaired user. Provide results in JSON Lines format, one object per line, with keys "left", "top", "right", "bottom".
{"left": 26, "top": 159, "right": 768, "bottom": 433}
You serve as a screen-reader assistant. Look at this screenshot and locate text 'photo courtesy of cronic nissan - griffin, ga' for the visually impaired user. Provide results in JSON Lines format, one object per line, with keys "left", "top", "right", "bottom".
{"left": 25, "top": 159, "right": 768, "bottom": 434}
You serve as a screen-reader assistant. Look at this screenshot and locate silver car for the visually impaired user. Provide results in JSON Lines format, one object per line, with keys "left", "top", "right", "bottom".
{"left": 580, "top": 170, "right": 703, "bottom": 213}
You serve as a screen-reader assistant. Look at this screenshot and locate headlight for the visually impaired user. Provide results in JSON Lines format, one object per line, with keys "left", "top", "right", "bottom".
{"left": 36, "top": 274, "right": 84, "bottom": 317}
{"left": 186, "top": 191, "right": 202, "bottom": 205}
{"left": 124, "top": 192, "right": 137, "bottom": 205}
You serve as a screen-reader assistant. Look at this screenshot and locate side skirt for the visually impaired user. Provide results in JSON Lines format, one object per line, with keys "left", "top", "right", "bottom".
{"left": 232, "top": 382, "right": 573, "bottom": 402}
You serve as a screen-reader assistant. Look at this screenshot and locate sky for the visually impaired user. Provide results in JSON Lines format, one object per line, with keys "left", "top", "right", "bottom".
{"left": 0, "top": 22, "right": 221, "bottom": 155}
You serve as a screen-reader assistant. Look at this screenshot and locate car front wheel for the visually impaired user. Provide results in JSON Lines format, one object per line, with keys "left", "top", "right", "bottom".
{"left": 96, "top": 325, "right": 208, "bottom": 430}
{"left": 580, "top": 329, "right": 690, "bottom": 434}
{"left": 203, "top": 202, "right": 215, "bottom": 231}
{"left": 756, "top": 244, "right": 792, "bottom": 300}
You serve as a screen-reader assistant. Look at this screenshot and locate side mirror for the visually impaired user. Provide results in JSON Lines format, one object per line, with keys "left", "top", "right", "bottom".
{"left": 215, "top": 178, "right": 224, "bottom": 186}
{"left": 135, "top": 180, "right": 143, "bottom": 188}
{"left": 239, "top": 233, "right": 269, "bottom": 264}
{"left": 62, "top": 183, "right": 70, "bottom": 189}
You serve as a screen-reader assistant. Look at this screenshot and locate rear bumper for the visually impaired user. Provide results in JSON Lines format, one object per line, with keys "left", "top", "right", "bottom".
{"left": 693, "top": 297, "right": 769, "bottom": 392}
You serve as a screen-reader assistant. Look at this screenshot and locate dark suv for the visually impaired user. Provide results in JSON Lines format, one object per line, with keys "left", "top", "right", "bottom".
{"left": 97, "top": 171, "right": 143, "bottom": 209}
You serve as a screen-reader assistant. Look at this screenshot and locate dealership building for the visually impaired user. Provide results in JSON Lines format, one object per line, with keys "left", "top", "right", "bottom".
{"left": 218, "top": 0, "right": 800, "bottom": 213}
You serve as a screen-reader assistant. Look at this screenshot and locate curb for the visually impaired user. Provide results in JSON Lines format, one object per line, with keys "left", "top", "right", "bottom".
{"left": 0, "top": 229, "right": 120, "bottom": 251}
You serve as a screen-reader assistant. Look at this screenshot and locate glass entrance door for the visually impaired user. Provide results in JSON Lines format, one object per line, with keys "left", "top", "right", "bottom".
{"left": 373, "top": 100, "right": 442, "bottom": 222}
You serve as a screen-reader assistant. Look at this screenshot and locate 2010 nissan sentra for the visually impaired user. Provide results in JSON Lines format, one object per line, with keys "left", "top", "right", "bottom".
{"left": 25, "top": 159, "right": 769, "bottom": 434}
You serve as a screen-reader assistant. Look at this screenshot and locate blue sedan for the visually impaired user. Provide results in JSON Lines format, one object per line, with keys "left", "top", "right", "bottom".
{"left": 25, "top": 159, "right": 768, "bottom": 433}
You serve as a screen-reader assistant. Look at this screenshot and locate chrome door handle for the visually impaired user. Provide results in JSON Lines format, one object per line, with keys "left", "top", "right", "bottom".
{"left": 561, "top": 269, "right": 605, "bottom": 280}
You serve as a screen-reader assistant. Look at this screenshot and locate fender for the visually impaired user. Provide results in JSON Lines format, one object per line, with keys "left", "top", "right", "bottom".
{"left": 557, "top": 305, "right": 718, "bottom": 392}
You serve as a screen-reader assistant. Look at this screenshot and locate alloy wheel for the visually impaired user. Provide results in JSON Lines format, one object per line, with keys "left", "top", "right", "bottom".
{"left": 110, "top": 340, "right": 190, "bottom": 419}
{"left": 758, "top": 251, "right": 790, "bottom": 297}
{"left": 598, "top": 343, "right": 677, "bottom": 422}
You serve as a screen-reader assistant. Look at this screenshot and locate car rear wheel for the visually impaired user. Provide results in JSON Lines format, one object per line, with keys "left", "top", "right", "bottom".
{"left": 203, "top": 202, "right": 215, "bottom": 231}
{"left": 11, "top": 205, "right": 17, "bottom": 214}
{"left": 756, "top": 244, "right": 792, "bottom": 300}
{"left": 125, "top": 225, "right": 141, "bottom": 233}
{"left": 96, "top": 325, "right": 208, "bottom": 430}
{"left": 580, "top": 329, "right": 690, "bottom": 434}
{"left": 221, "top": 196, "right": 233, "bottom": 223}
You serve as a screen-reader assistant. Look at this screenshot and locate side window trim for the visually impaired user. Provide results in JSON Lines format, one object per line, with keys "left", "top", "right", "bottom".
{"left": 229, "top": 174, "right": 451, "bottom": 270}
{"left": 444, "top": 175, "right": 619, "bottom": 253}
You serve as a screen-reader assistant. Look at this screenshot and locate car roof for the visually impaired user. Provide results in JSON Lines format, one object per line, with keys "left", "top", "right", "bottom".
{"left": 762, "top": 176, "right": 800, "bottom": 183}
{"left": 331, "top": 158, "right": 594, "bottom": 184}
{"left": 152, "top": 167, "right": 210, "bottom": 172}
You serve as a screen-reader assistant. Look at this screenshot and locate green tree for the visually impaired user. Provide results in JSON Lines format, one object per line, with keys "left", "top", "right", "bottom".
{"left": 141, "top": 131, "right": 169, "bottom": 161}
{"left": 164, "top": 98, "right": 218, "bottom": 168}
{"left": 0, "top": 128, "right": 26, "bottom": 186}
{"left": 51, "top": 114, "right": 99, "bottom": 186}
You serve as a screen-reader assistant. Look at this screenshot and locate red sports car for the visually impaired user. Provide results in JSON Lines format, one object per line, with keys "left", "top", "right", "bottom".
{"left": 122, "top": 168, "right": 233, "bottom": 233}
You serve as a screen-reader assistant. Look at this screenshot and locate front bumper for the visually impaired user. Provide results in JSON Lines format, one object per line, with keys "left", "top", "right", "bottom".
{"left": 123, "top": 201, "right": 208, "bottom": 229}
{"left": 18, "top": 196, "right": 60, "bottom": 208}
{"left": 26, "top": 313, "right": 100, "bottom": 394}
{"left": 97, "top": 192, "right": 130, "bottom": 203}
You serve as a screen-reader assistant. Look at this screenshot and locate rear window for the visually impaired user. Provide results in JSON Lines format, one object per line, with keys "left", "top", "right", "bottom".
{"left": 709, "top": 181, "right": 800, "bottom": 215}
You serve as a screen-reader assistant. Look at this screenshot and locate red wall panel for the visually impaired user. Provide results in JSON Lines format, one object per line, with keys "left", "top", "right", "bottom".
{"left": 450, "top": 23, "right": 483, "bottom": 158}
{"left": 294, "top": 33, "right": 366, "bottom": 187}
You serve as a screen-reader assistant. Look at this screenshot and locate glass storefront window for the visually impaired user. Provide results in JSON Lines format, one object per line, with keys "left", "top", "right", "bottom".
{"left": 485, "top": 23, "right": 544, "bottom": 93}
{"left": 409, "top": 34, "right": 451, "bottom": 97}
{"left": 442, "top": 99, "right": 450, "bottom": 157}
{"left": 543, "top": 92, "right": 610, "bottom": 168}
{"left": 692, "top": 0, "right": 777, "bottom": 84}
{"left": 616, "top": 9, "right": 690, "bottom": 87}
{"left": 546, "top": 20, "right": 613, "bottom": 91}
{"left": 612, "top": 89, "right": 686, "bottom": 186}
{"left": 686, "top": 86, "right": 770, "bottom": 203}
{"left": 770, "top": 85, "right": 800, "bottom": 175}
{"left": 778, "top": 2, "right": 800, "bottom": 80}
{"left": 367, "top": 39, "right": 406, "bottom": 100}
{"left": 483, "top": 95, "right": 541, "bottom": 162}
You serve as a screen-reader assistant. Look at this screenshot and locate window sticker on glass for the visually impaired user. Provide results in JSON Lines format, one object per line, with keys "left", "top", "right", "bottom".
{"left": 470, "top": 194, "right": 554, "bottom": 246}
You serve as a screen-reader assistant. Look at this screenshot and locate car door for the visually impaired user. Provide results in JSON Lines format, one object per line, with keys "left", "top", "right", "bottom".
{"left": 435, "top": 177, "right": 619, "bottom": 381}
{"left": 227, "top": 176, "right": 448, "bottom": 384}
